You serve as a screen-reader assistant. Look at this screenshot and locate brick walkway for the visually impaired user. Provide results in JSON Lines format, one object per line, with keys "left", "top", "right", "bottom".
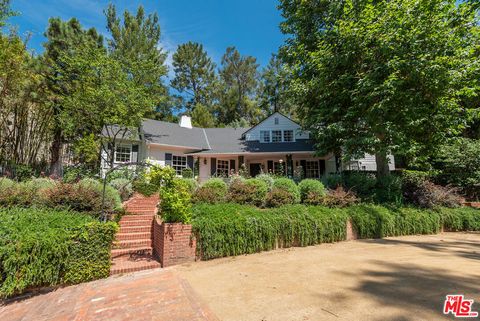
{"left": 0, "top": 268, "right": 218, "bottom": 321}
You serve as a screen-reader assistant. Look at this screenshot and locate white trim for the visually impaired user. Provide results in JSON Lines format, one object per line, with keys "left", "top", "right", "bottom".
{"left": 202, "top": 128, "right": 212, "bottom": 150}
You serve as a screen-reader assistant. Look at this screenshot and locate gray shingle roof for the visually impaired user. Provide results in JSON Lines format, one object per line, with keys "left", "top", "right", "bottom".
{"left": 137, "top": 118, "right": 315, "bottom": 154}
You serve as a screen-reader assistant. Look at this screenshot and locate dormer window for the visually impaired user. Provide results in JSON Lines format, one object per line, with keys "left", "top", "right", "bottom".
{"left": 272, "top": 130, "right": 282, "bottom": 142}
{"left": 274, "top": 117, "right": 279, "bottom": 125}
{"left": 260, "top": 130, "right": 270, "bottom": 143}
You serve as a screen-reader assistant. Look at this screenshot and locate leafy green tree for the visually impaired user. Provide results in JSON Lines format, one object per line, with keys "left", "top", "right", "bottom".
{"left": 280, "top": 0, "right": 480, "bottom": 178}
{"left": 105, "top": 4, "right": 170, "bottom": 119}
{"left": 43, "top": 18, "right": 104, "bottom": 176}
{"left": 258, "top": 54, "right": 296, "bottom": 117}
{"left": 171, "top": 42, "right": 217, "bottom": 113}
{"left": 217, "top": 47, "right": 260, "bottom": 125}
{"left": 191, "top": 103, "right": 216, "bottom": 128}
{"left": 0, "top": 0, "right": 14, "bottom": 27}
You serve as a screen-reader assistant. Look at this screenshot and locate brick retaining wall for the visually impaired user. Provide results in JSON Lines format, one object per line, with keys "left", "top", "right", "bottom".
{"left": 153, "top": 218, "right": 197, "bottom": 268}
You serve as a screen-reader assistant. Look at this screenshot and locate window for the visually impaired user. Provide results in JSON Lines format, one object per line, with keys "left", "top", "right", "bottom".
{"left": 274, "top": 117, "right": 279, "bottom": 125}
{"left": 305, "top": 161, "right": 320, "bottom": 178}
{"left": 283, "top": 130, "right": 294, "bottom": 142}
{"left": 272, "top": 130, "right": 282, "bottom": 142}
{"left": 115, "top": 145, "right": 131, "bottom": 163}
{"left": 273, "top": 161, "right": 285, "bottom": 175}
{"left": 217, "top": 160, "right": 229, "bottom": 177}
{"left": 172, "top": 155, "right": 187, "bottom": 175}
{"left": 260, "top": 130, "right": 270, "bottom": 143}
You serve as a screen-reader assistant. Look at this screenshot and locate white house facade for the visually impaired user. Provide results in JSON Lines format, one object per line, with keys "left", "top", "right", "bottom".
{"left": 102, "top": 112, "right": 395, "bottom": 181}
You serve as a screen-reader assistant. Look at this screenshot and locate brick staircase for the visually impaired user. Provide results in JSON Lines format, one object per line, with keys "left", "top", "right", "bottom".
{"left": 110, "top": 193, "right": 161, "bottom": 275}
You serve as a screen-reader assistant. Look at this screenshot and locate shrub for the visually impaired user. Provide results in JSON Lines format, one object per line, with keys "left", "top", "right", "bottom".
{"left": 132, "top": 180, "right": 158, "bottom": 196}
{"left": 191, "top": 203, "right": 348, "bottom": 260}
{"left": 228, "top": 178, "right": 268, "bottom": 206}
{"left": 265, "top": 188, "right": 297, "bottom": 207}
{"left": 375, "top": 175, "right": 403, "bottom": 205}
{"left": 63, "top": 165, "right": 97, "bottom": 183}
{"left": 256, "top": 173, "right": 274, "bottom": 190}
{"left": 77, "top": 178, "right": 122, "bottom": 211}
{"left": 182, "top": 168, "right": 194, "bottom": 178}
{"left": 193, "top": 178, "right": 228, "bottom": 204}
{"left": 298, "top": 179, "right": 326, "bottom": 203}
{"left": 109, "top": 178, "right": 133, "bottom": 201}
{"left": 343, "top": 172, "right": 377, "bottom": 201}
{"left": 0, "top": 207, "right": 117, "bottom": 298}
{"left": 439, "top": 207, "right": 480, "bottom": 231}
{"left": 320, "top": 186, "right": 358, "bottom": 208}
{"left": 160, "top": 178, "right": 192, "bottom": 223}
{"left": 272, "top": 177, "right": 300, "bottom": 203}
{"left": 324, "top": 173, "right": 343, "bottom": 189}
{"left": 182, "top": 178, "right": 198, "bottom": 194}
{"left": 146, "top": 165, "right": 176, "bottom": 188}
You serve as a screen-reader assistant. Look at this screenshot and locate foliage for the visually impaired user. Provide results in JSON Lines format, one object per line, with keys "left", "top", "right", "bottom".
{"left": 434, "top": 138, "right": 480, "bottom": 200}
{"left": 181, "top": 168, "right": 194, "bottom": 179}
{"left": 343, "top": 172, "right": 377, "bottom": 201}
{"left": 347, "top": 205, "right": 440, "bottom": 239}
{"left": 298, "top": 179, "right": 326, "bottom": 202}
{"left": 192, "top": 203, "right": 348, "bottom": 260}
{"left": 0, "top": 207, "right": 117, "bottom": 298}
{"left": 146, "top": 165, "right": 176, "bottom": 189}
{"left": 256, "top": 173, "right": 274, "bottom": 190}
{"left": 317, "top": 186, "right": 358, "bottom": 208}
{"left": 272, "top": 177, "right": 300, "bottom": 203}
{"left": 160, "top": 178, "right": 192, "bottom": 223}
{"left": 109, "top": 178, "right": 133, "bottom": 201}
{"left": 171, "top": 42, "right": 217, "bottom": 112}
{"left": 191, "top": 103, "right": 216, "bottom": 128}
{"left": 280, "top": 0, "right": 480, "bottom": 177}
{"left": 193, "top": 178, "right": 228, "bottom": 204}
{"left": 63, "top": 165, "right": 97, "bottom": 183}
{"left": 182, "top": 178, "right": 198, "bottom": 195}
{"left": 375, "top": 175, "right": 403, "bottom": 205}
{"left": 265, "top": 188, "right": 297, "bottom": 208}
{"left": 439, "top": 207, "right": 480, "bottom": 231}
{"left": 227, "top": 178, "right": 268, "bottom": 206}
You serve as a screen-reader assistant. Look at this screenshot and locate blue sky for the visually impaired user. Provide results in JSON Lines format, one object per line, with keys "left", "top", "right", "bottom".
{"left": 9, "top": 0, "right": 286, "bottom": 72}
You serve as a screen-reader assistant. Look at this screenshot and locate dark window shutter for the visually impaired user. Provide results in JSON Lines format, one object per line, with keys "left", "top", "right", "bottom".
{"left": 286, "top": 154, "right": 293, "bottom": 177}
{"left": 319, "top": 160, "right": 326, "bottom": 176}
{"left": 211, "top": 158, "right": 217, "bottom": 176}
{"left": 187, "top": 156, "right": 194, "bottom": 169}
{"left": 267, "top": 160, "right": 274, "bottom": 173}
{"left": 230, "top": 160, "right": 236, "bottom": 173}
{"left": 300, "top": 160, "right": 307, "bottom": 178}
{"left": 165, "top": 153, "right": 172, "bottom": 166}
{"left": 131, "top": 144, "right": 139, "bottom": 162}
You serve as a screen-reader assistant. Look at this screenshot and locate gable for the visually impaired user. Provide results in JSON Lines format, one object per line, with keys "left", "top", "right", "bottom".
{"left": 243, "top": 112, "right": 309, "bottom": 141}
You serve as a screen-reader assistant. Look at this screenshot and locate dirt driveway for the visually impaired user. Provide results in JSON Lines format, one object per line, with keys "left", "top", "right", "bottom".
{"left": 177, "top": 232, "right": 480, "bottom": 321}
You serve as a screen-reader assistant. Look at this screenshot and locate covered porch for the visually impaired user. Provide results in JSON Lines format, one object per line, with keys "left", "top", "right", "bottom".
{"left": 196, "top": 152, "right": 338, "bottom": 182}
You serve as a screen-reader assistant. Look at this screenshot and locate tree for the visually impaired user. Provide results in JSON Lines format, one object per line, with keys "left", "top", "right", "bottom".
{"left": 105, "top": 4, "right": 170, "bottom": 119}
{"left": 191, "top": 103, "right": 215, "bottom": 128}
{"left": 0, "top": 0, "right": 14, "bottom": 27}
{"left": 171, "top": 42, "right": 217, "bottom": 113}
{"left": 43, "top": 17, "right": 104, "bottom": 176}
{"left": 258, "top": 54, "right": 296, "bottom": 117}
{"left": 217, "top": 47, "right": 260, "bottom": 125}
{"left": 280, "top": 0, "right": 480, "bottom": 178}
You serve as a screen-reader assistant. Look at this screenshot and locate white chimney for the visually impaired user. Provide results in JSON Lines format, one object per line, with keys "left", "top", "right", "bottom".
{"left": 179, "top": 115, "right": 192, "bottom": 129}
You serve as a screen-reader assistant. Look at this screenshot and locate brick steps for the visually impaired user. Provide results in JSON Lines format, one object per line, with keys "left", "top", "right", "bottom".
{"left": 110, "top": 193, "right": 160, "bottom": 276}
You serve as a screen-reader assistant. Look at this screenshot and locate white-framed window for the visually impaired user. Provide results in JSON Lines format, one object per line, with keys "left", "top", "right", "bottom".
{"left": 172, "top": 155, "right": 187, "bottom": 175}
{"left": 260, "top": 130, "right": 270, "bottom": 143}
{"left": 283, "top": 130, "right": 294, "bottom": 142}
{"left": 272, "top": 130, "right": 282, "bottom": 142}
{"left": 115, "top": 145, "right": 131, "bottom": 163}
{"left": 217, "top": 160, "right": 229, "bottom": 177}
{"left": 305, "top": 161, "right": 320, "bottom": 178}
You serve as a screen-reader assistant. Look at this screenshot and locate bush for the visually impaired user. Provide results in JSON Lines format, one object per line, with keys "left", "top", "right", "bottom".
{"left": 256, "top": 173, "right": 274, "bottom": 190}
{"left": 375, "top": 175, "right": 403, "bottom": 205}
{"left": 402, "top": 172, "right": 463, "bottom": 208}
{"left": 193, "top": 178, "right": 228, "bottom": 204}
{"left": 347, "top": 204, "right": 440, "bottom": 238}
{"left": 439, "top": 207, "right": 480, "bottom": 231}
{"left": 181, "top": 168, "right": 194, "bottom": 178}
{"left": 319, "top": 186, "right": 358, "bottom": 207}
{"left": 227, "top": 178, "right": 268, "bottom": 206}
{"left": 63, "top": 165, "right": 97, "bottom": 183}
{"left": 298, "top": 179, "right": 326, "bottom": 203}
{"left": 0, "top": 207, "right": 117, "bottom": 298}
{"left": 343, "top": 172, "right": 377, "bottom": 201}
{"left": 160, "top": 178, "right": 192, "bottom": 223}
{"left": 182, "top": 178, "right": 198, "bottom": 194}
{"left": 109, "top": 178, "right": 133, "bottom": 201}
{"left": 265, "top": 189, "right": 297, "bottom": 207}
{"left": 191, "top": 203, "right": 348, "bottom": 260}
{"left": 272, "top": 177, "right": 300, "bottom": 203}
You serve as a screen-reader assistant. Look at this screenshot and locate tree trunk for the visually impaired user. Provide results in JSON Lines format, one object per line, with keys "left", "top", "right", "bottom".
{"left": 375, "top": 152, "right": 391, "bottom": 179}
{"left": 49, "top": 128, "right": 63, "bottom": 178}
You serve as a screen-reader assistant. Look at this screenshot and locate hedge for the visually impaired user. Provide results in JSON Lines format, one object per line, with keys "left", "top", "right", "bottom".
{"left": 0, "top": 207, "right": 117, "bottom": 298}
{"left": 191, "top": 203, "right": 348, "bottom": 260}
{"left": 192, "top": 203, "right": 479, "bottom": 261}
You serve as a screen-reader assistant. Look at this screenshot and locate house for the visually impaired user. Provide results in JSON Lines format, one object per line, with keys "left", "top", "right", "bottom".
{"left": 101, "top": 112, "right": 394, "bottom": 181}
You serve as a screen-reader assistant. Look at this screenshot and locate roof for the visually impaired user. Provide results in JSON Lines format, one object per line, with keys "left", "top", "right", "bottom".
{"left": 108, "top": 116, "right": 316, "bottom": 154}
{"left": 101, "top": 125, "right": 140, "bottom": 141}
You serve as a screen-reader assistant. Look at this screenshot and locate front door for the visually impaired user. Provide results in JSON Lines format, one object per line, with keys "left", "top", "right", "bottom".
{"left": 249, "top": 163, "right": 262, "bottom": 177}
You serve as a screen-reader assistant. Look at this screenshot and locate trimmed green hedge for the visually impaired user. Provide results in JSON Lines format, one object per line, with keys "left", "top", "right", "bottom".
{"left": 0, "top": 207, "right": 117, "bottom": 298}
{"left": 192, "top": 203, "right": 479, "bottom": 261}
{"left": 192, "top": 203, "right": 348, "bottom": 260}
